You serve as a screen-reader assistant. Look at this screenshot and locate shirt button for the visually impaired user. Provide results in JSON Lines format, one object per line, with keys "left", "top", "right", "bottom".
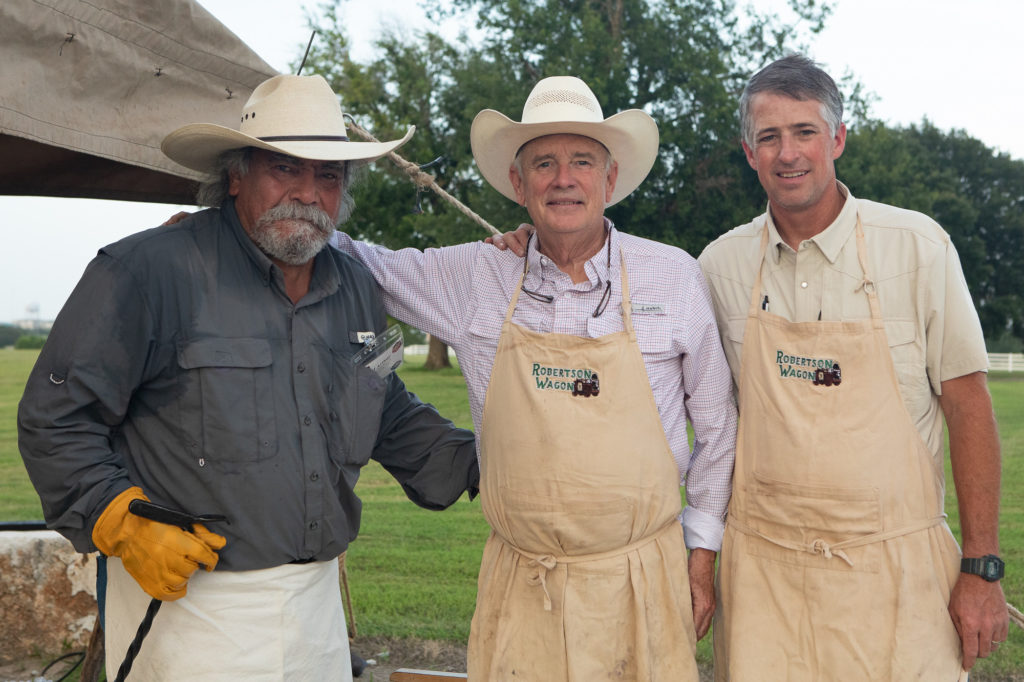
{"left": 303, "top": 416, "right": 312, "bottom": 426}
{"left": 309, "top": 520, "right": 319, "bottom": 530}
{"left": 800, "top": 281, "right": 808, "bottom": 289}
{"left": 310, "top": 472, "right": 320, "bottom": 481}
{"left": 297, "top": 362, "right": 306, "bottom": 373}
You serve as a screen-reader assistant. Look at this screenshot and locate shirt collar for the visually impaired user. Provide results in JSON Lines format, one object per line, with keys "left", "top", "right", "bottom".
{"left": 764, "top": 181, "right": 858, "bottom": 265}
{"left": 525, "top": 216, "right": 617, "bottom": 289}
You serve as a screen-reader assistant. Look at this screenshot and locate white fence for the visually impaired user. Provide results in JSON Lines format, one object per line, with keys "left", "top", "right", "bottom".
{"left": 405, "top": 344, "right": 456, "bottom": 357}
{"left": 988, "top": 353, "right": 1024, "bottom": 372}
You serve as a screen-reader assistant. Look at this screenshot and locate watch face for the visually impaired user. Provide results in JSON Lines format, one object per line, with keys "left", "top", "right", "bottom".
{"left": 983, "top": 556, "right": 1005, "bottom": 581}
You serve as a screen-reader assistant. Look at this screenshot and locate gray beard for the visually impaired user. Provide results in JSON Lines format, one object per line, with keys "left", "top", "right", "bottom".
{"left": 250, "top": 203, "right": 336, "bottom": 265}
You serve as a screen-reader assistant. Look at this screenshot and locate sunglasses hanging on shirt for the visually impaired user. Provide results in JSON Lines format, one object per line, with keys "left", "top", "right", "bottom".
{"left": 520, "top": 229, "right": 612, "bottom": 318}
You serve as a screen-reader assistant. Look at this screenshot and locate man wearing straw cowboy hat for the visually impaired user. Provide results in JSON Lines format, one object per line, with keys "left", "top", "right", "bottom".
{"left": 333, "top": 75, "right": 737, "bottom": 679}
{"left": 18, "top": 73, "right": 479, "bottom": 681}
{"left": 697, "top": 55, "right": 1008, "bottom": 680}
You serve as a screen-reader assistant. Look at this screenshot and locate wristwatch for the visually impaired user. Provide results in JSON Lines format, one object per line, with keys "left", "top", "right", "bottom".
{"left": 960, "top": 554, "right": 1004, "bottom": 582}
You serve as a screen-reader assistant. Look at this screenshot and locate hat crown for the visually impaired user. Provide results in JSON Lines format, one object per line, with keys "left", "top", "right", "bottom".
{"left": 238, "top": 74, "right": 348, "bottom": 140}
{"left": 521, "top": 76, "right": 605, "bottom": 124}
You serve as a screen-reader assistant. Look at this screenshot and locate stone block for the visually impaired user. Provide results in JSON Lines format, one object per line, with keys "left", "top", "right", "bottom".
{"left": 0, "top": 531, "right": 98, "bottom": 663}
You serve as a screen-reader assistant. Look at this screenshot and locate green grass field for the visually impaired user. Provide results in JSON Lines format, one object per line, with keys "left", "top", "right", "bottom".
{"left": 2, "top": 348, "right": 1021, "bottom": 677}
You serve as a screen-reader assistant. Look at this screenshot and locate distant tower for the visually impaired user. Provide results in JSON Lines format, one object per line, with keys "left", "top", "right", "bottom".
{"left": 25, "top": 302, "right": 40, "bottom": 330}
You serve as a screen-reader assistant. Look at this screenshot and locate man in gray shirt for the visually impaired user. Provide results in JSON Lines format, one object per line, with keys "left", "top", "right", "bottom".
{"left": 18, "top": 74, "right": 477, "bottom": 681}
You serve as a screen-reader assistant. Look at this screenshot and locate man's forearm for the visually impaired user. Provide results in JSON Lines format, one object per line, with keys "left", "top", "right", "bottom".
{"left": 941, "top": 371, "right": 1001, "bottom": 555}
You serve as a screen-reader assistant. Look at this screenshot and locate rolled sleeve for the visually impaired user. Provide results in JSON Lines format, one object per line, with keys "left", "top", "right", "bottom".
{"left": 682, "top": 506, "right": 725, "bottom": 551}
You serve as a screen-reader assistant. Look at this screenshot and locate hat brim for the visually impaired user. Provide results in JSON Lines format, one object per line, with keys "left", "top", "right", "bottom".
{"left": 161, "top": 124, "right": 415, "bottom": 174}
{"left": 470, "top": 109, "right": 658, "bottom": 206}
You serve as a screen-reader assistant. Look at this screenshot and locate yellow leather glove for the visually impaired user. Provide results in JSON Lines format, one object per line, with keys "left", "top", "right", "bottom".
{"left": 92, "top": 487, "right": 227, "bottom": 601}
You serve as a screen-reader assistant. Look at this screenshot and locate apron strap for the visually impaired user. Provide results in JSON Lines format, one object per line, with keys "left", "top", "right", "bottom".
{"left": 728, "top": 514, "right": 947, "bottom": 567}
{"left": 747, "top": 220, "right": 772, "bottom": 316}
{"left": 503, "top": 519, "right": 679, "bottom": 611}
{"left": 618, "top": 249, "right": 635, "bottom": 341}
{"left": 853, "top": 218, "right": 885, "bottom": 324}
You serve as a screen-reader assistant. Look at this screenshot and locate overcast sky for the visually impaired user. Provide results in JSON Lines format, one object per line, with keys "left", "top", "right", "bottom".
{"left": 3, "top": 0, "right": 1022, "bottom": 324}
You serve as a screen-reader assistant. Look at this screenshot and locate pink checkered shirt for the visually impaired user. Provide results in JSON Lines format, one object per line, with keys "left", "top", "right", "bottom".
{"left": 331, "top": 221, "right": 736, "bottom": 550}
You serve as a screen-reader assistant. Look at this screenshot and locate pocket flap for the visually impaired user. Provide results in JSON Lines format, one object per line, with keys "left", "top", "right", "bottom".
{"left": 177, "top": 338, "right": 272, "bottom": 369}
{"left": 883, "top": 319, "right": 916, "bottom": 347}
{"left": 726, "top": 317, "right": 746, "bottom": 343}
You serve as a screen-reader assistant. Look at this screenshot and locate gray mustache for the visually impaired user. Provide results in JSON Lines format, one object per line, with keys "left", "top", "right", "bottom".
{"left": 259, "top": 203, "right": 335, "bottom": 233}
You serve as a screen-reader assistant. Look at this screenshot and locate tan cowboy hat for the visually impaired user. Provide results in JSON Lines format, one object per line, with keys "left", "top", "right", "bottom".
{"left": 162, "top": 74, "right": 414, "bottom": 174}
{"left": 470, "top": 76, "right": 658, "bottom": 206}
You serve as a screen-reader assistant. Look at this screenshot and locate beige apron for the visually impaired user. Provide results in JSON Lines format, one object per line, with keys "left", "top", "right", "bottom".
{"left": 467, "top": 254, "right": 699, "bottom": 681}
{"left": 713, "top": 219, "right": 965, "bottom": 681}
{"left": 106, "top": 557, "right": 351, "bottom": 681}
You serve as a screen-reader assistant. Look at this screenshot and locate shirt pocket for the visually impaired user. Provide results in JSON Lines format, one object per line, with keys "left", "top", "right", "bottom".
{"left": 725, "top": 317, "right": 746, "bottom": 345}
{"left": 177, "top": 337, "right": 277, "bottom": 463}
{"left": 323, "top": 350, "right": 389, "bottom": 467}
{"left": 631, "top": 314, "right": 675, "bottom": 358}
{"left": 884, "top": 318, "right": 930, "bottom": 420}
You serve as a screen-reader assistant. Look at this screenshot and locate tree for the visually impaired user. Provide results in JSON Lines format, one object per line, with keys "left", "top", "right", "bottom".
{"left": 424, "top": 0, "right": 851, "bottom": 252}
{"left": 15, "top": 334, "right": 46, "bottom": 350}
{"left": 302, "top": 0, "right": 853, "bottom": 366}
{"left": 0, "top": 324, "right": 23, "bottom": 348}
{"left": 839, "top": 121, "right": 1024, "bottom": 344}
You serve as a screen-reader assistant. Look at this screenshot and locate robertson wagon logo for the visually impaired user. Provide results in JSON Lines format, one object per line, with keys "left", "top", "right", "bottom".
{"left": 776, "top": 350, "right": 842, "bottom": 387}
{"left": 532, "top": 363, "right": 601, "bottom": 397}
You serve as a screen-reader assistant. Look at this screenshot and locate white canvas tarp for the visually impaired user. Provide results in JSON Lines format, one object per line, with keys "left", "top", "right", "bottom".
{"left": 0, "top": 0, "right": 277, "bottom": 204}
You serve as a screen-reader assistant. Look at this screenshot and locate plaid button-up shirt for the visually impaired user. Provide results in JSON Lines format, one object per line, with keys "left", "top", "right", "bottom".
{"left": 332, "top": 221, "right": 736, "bottom": 550}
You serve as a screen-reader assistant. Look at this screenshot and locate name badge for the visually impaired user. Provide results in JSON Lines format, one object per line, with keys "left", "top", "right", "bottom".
{"left": 631, "top": 302, "right": 665, "bottom": 315}
{"left": 351, "top": 325, "right": 404, "bottom": 378}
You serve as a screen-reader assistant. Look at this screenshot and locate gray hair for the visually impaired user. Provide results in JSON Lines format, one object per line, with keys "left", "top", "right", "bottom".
{"left": 739, "top": 54, "right": 843, "bottom": 149}
{"left": 196, "top": 147, "right": 359, "bottom": 226}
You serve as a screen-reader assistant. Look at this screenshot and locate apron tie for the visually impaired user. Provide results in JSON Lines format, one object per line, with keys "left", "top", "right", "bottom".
{"left": 729, "top": 514, "right": 946, "bottom": 569}
{"left": 810, "top": 538, "right": 853, "bottom": 567}
{"left": 502, "top": 521, "right": 681, "bottom": 612}
{"left": 525, "top": 555, "right": 559, "bottom": 611}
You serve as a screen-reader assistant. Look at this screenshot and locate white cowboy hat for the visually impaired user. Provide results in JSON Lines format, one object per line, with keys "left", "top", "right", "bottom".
{"left": 470, "top": 76, "right": 658, "bottom": 206}
{"left": 162, "top": 74, "right": 414, "bottom": 174}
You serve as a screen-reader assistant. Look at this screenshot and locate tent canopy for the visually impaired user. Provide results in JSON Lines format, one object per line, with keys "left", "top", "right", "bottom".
{"left": 0, "top": 0, "right": 277, "bottom": 204}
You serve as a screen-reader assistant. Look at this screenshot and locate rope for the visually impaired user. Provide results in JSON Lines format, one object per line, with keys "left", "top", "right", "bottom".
{"left": 344, "top": 117, "right": 501, "bottom": 236}
{"left": 339, "top": 552, "right": 357, "bottom": 639}
{"left": 1010, "top": 602, "right": 1024, "bottom": 631}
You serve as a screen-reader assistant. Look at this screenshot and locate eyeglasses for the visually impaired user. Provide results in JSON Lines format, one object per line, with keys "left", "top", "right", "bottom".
{"left": 520, "top": 230, "right": 612, "bottom": 318}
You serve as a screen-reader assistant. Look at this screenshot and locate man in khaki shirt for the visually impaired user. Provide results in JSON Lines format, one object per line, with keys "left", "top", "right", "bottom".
{"left": 699, "top": 54, "right": 1008, "bottom": 680}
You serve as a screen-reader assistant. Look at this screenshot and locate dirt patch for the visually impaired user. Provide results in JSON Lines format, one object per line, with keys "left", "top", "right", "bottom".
{"left": 347, "top": 637, "right": 717, "bottom": 681}
{"left": 0, "top": 652, "right": 70, "bottom": 682}
{"left": 350, "top": 635, "right": 468, "bottom": 680}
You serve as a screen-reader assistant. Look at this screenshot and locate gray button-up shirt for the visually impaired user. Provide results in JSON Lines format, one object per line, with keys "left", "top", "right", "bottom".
{"left": 18, "top": 200, "right": 477, "bottom": 570}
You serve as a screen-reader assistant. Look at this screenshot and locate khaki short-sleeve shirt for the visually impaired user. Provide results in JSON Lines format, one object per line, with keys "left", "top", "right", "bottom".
{"left": 698, "top": 183, "right": 987, "bottom": 462}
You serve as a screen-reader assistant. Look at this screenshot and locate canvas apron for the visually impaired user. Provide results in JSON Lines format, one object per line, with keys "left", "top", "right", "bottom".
{"left": 467, "top": 255, "right": 699, "bottom": 681}
{"left": 105, "top": 556, "right": 351, "bottom": 681}
{"left": 713, "top": 219, "right": 965, "bottom": 681}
